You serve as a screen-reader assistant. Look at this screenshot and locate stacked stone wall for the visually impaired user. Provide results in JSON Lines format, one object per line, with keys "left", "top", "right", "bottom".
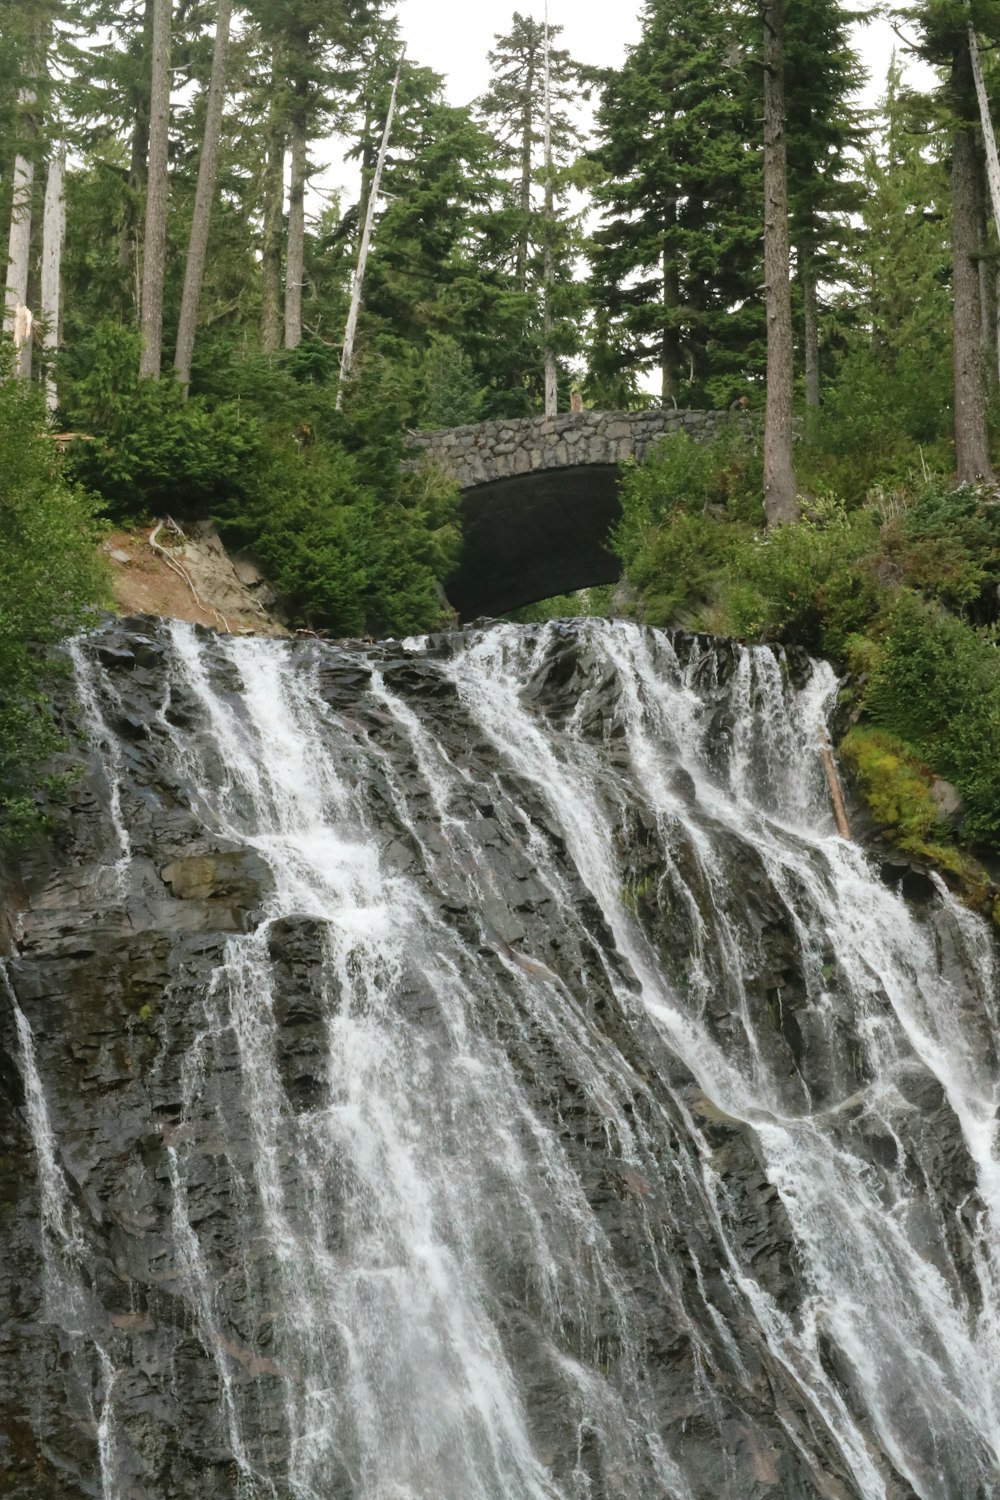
{"left": 407, "top": 408, "right": 738, "bottom": 489}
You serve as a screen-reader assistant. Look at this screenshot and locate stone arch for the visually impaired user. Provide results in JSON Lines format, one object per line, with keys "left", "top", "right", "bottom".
{"left": 406, "top": 408, "right": 734, "bottom": 620}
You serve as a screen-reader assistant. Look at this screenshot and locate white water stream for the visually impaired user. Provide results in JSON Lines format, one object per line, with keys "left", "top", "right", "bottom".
{"left": 6, "top": 618, "right": 1000, "bottom": 1499}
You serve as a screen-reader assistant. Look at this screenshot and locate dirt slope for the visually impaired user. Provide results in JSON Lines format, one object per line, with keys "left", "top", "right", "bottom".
{"left": 103, "top": 520, "right": 288, "bottom": 636}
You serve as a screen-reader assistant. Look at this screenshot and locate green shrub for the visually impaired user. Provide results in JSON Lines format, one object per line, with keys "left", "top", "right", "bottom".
{"left": 804, "top": 339, "right": 953, "bottom": 496}
{"left": 718, "top": 502, "right": 882, "bottom": 657}
{"left": 890, "top": 480, "right": 1000, "bottom": 611}
{"left": 0, "top": 379, "right": 106, "bottom": 842}
{"left": 864, "top": 591, "right": 1000, "bottom": 844}
{"left": 615, "top": 427, "right": 760, "bottom": 557}
{"left": 58, "top": 323, "right": 460, "bottom": 640}
{"left": 61, "top": 323, "right": 260, "bottom": 521}
{"left": 623, "top": 510, "right": 734, "bottom": 627}
{"left": 612, "top": 428, "right": 762, "bottom": 624}
{"left": 217, "top": 440, "right": 460, "bottom": 638}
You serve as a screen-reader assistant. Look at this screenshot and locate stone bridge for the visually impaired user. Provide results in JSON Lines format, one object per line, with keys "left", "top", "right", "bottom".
{"left": 407, "top": 407, "right": 735, "bottom": 619}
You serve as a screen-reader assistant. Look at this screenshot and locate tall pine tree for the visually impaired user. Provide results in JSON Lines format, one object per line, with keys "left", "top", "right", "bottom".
{"left": 475, "top": 12, "right": 588, "bottom": 411}
{"left": 784, "top": 0, "right": 867, "bottom": 411}
{"left": 907, "top": 0, "right": 1000, "bottom": 481}
{"left": 588, "top": 0, "right": 763, "bottom": 408}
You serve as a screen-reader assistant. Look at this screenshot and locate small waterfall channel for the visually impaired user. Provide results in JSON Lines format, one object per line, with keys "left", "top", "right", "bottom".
{"left": 2, "top": 617, "right": 999, "bottom": 1500}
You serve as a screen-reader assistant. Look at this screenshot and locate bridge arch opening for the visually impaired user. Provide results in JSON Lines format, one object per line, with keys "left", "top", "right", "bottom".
{"left": 445, "top": 465, "right": 623, "bottom": 622}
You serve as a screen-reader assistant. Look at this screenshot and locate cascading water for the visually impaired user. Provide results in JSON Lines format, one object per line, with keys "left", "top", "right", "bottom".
{"left": 2, "top": 616, "right": 999, "bottom": 1500}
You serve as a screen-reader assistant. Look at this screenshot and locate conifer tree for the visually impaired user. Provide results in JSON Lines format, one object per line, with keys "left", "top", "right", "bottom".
{"left": 837, "top": 57, "right": 952, "bottom": 441}
{"left": 907, "top": 0, "right": 1000, "bottom": 481}
{"left": 475, "top": 11, "right": 587, "bottom": 410}
{"left": 588, "top": 0, "right": 763, "bottom": 407}
{"left": 784, "top": 0, "right": 867, "bottom": 409}
{"left": 357, "top": 62, "right": 500, "bottom": 349}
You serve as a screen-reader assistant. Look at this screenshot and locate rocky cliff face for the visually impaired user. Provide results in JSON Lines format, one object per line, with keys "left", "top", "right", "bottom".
{"left": 1, "top": 617, "right": 997, "bottom": 1500}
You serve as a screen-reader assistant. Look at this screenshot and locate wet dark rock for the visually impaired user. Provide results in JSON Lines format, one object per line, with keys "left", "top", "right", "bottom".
{"left": 669, "top": 766, "right": 698, "bottom": 804}
{"left": 161, "top": 849, "right": 274, "bottom": 913}
{"left": 878, "top": 857, "right": 938, "bottom": 902}
{"left": 0, "top": 616, "right": 995, "bottom": 1500}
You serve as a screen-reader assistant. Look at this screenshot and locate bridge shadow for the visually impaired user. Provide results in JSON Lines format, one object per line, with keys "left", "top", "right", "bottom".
{"left": 446, "top": 465, "right": 622, "bottom": 621}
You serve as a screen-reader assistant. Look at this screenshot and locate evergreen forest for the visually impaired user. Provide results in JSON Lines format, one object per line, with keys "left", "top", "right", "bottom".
{"left": 5, "top": 0, "right": 1000, "bottom": 901}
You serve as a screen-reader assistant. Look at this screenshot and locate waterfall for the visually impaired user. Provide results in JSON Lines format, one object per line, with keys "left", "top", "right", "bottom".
{"left": 3, "top": 617, "right": 999, "bottom": 1500}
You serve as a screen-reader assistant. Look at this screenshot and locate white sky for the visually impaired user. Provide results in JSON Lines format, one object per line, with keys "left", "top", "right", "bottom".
{"left": 391, "top": 0, "right": 936, "bottom": 112}
{"left": 316, "top": 2, "right": 939, "bottom": 235}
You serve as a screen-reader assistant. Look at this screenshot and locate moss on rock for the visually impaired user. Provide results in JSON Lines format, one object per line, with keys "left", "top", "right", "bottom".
{"left": 840, "top": 726, "right": 996, "bottom": 916}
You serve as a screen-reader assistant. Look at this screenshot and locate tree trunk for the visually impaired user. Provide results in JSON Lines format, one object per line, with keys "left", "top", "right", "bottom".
{"left": 138, "top": 0, "right": 172, "bottom": 379}
{"left": 516, "top": 42, "right": 537, "bottom": 295}
{"left": 969, "top": 22, "right": 1000, "bottom": 240}
{"left": 542, "top": 8, "right": 557, "bottom": 415}
{"left": 969, "top": 23, "right": 1000, "bottom": 388}
{"left": 975, "top": 163, "right": 997, "bottom": 388}
{"left": 661, "top": 234, "right": 680, "bottom": 406}
{"left": 543, "top": 251, "right": 558, "bottom": 416}
{"left": 801, "top": 247, "right": 821, "bottom": 411}
{"left": 40, "top": 150, "right": 66, "bottom": 413}
{"left": 951, "top": 40, "right": 993, "bottom": 483}
{"left": 3, "top": 34, "right": 44, "bottom": 383}
{"left": 4, "top": 133, "right": 35, "bottom": 380}
{"left": 761, "top": 0, "right": 799, "bottom": 525}
{"left": 978, "top": 179, "right": 991, "bottom": 353}
{"left": 260, "top": 41, "right": 285, "bottom": 354}
{"left": 118, "top": 0, "right": 153, "bottom": 312}
{"left": 337, "top": 57, "right": 403, "bottom": 410}
{"left": 284, "top": 91, "right": 308, "bottom": 350}
{"left": 174, "top": 0, "right": 233, "bottom": 391}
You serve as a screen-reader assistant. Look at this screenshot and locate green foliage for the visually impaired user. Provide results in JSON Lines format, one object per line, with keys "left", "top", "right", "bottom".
{"left": 616, "top": 428, "right": 760, "bottom": 545}
{"left": 61, "top": 323, "right": 261, "bottom": 520}
{"left": 589, "top": 0, "right": 765, "bottom": 405}
{"left": 721, "top": 502, "right": 884, "bottom": 657}
{"left": 812, "top": 59, "right": 953, "bottom": 491}
{"left": 839, "top": 724, "right": 993, "bottom": 904}
{"left": 216, "top": 436, "right": 460, "bottom": 638}
{"left": 806, "top": 355, "right": 953, "bottom": 497}
{"left": 864, "top": 591, "right": 1000, "bottom": 844}
{"left": 839, "top": 727, "right": 944, "bottom": 843}
{"left": 880, "top": 480, "right": 1000, "bottom": 611}
{"left": 0, "top": 380, "right": 106, "bottom": 843}
{"left": 53, "top": 322, "right": 461, "bottom": 639}
{"left": 414, "top": 337, "right": 486, "bottom": 428}
{"left": 504, "top": 585, "right": 614, "bottom": 624}
{"left": 622, "top": 511, "right": 734, "bottom": 626}
{"left": 612, "top": 428, "right": 764, "bottom": 624}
